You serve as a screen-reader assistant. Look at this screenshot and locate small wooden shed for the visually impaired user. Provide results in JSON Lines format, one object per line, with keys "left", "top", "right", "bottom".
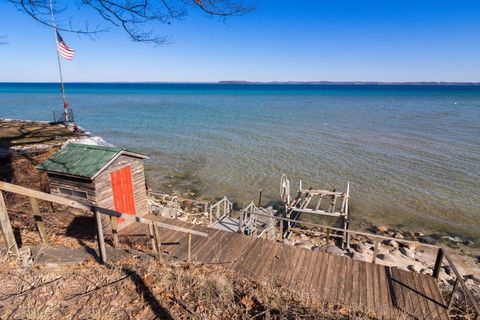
{"left": 37, "top": 143, "right": 149, "bottom": 228}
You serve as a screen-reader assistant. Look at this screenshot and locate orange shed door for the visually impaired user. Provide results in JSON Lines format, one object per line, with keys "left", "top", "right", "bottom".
{"left": 110, "top": 166, "right": 136, "bottom": 222}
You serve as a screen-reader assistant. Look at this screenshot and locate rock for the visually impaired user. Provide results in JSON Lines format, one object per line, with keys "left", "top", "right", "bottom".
{"left": 387, "top": 231, "right": 396, "bottom": 237}
{"left": 383, "top": 239, "right": 400, "bottom": 248}
{"left": 400, "top": 247, "right": 415, "bottom": 259}
{"left": 299, "top": 234, "right": 309, "bottom": 240}
{"left": 420, "top": 236, "right": 438, "bottom": 245}
{"left": 464, "top": 239, "right": 474, "bottom": 246}
{"left": 407, "top": 264, "right": 421, "bottom": 273}
{"left": 316, "top": 244, "right": 345, "bottom": 256}
{"left": 443, "top": 265, "right": 452, "bottom": 276}
{"left": 441, "top": 235, "right": 462, "bottom": 243}
{"left": 352, "top": 252, "right": 370, "bottom": 262}
{"left": 283, "top": 238, "right": 295, "bottom": 246}
{"left": 295, "top": 242, "right": 314, "bottom": 250}
{"left": 352, "top": 242, "right": 372, "bottom": 254}
{"left": 415, "top": 231, "right": 425, "bottom": 237}
{"left": 390, "top": 249, "right": 402, "bottom": 257}
{"left": 376, "top": 225, "right": 388, "bottom": 233}
{"left": 377, "top": 253, "right": 398, "bottom": 263}
{"left": 394, "top": 233, "right": 405, "bottom": 240}
{"left": 420, "top": 268, "right": 433, "bottom": 276}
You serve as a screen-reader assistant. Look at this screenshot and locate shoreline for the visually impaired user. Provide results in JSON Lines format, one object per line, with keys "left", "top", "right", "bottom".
{"left": 1, "top": 118, "right": 479, "bottom": 306}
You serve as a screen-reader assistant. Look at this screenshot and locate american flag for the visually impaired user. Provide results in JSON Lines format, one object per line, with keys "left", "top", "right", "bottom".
{"left": 55, "top": 29, "right": 75, "bottom": 60}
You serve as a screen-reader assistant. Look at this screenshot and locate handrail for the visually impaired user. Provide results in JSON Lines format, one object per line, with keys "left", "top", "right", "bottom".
{"left": 0, "top": 181, "right": 207, "bottom": 264}
{"left": 0, "top": 181, "right": 207, "bottom": 237}
{"left": 441, "top": 249, "right": 479, "bottom": 318}
{"left": 243, "top": 209, "right": 439, "bottom": 249}
{"left": 244, "top": 208, "right": 479, "bottom": 318}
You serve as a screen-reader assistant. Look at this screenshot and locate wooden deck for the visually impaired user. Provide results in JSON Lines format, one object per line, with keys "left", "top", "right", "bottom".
{"left": 120, "top": 215, "right": 449, "bottom": 320}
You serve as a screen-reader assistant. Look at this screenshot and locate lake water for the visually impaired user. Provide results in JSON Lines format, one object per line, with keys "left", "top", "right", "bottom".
{"left": 1, "top": 83, "right": 479, "bottom": 240}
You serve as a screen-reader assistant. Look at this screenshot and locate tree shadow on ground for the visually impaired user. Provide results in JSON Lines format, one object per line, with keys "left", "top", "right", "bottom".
{"left": 122, "top": 266, "right": 174, "bottom": 319}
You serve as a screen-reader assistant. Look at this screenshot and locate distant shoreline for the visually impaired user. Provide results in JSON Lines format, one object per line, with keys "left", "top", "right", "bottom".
{"left": 1, "top": 81, "right": 480, "bottom": 85}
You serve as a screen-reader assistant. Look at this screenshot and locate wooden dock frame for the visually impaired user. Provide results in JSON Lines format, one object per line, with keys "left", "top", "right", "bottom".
{"left": 281, "top": 176, "right": 351, "bottom": 248}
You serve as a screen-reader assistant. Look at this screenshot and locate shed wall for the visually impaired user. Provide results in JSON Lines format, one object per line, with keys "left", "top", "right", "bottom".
{"left": 47, "top": 173, "right": 96, "bottom": 206}
{"left": 94, "top": 155, "right": 148, "bottom": 229}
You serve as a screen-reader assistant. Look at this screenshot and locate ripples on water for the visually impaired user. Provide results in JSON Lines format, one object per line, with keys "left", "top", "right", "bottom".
{"left": 1, "top": 83, "right": 479, "bottom": 239}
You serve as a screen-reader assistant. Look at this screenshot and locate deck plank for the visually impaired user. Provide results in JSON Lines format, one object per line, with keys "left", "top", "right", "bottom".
{"left": 119, "top": 216, "right": 448, "bottom": 320}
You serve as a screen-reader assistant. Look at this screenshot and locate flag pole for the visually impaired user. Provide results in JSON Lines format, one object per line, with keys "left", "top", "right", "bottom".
{"left": 49, "top": 0, "right": 69, "bottom": 124}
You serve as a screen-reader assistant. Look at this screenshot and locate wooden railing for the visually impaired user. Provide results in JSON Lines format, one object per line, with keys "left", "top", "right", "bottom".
{"left": 0, "top": 181, "right": 207, "bottom": 264}
{"left": 242, "top": 209, "right": 479, "bottom": 319}
{"left": 433, "top": 248, "right": 479, "bottom": 319}
{"left": 209, "top": 196, "right": 232, "bottom": 225}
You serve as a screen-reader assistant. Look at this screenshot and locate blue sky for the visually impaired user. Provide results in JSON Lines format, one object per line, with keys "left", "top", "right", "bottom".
{"left": 1, "top": 0, "right": 479, "bottom": 82}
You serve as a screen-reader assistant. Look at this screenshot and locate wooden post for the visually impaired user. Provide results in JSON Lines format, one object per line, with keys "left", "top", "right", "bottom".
{"left": 372, "top": 240, "right": 379, "bottom": 264}
{"left": 0, "top": 191, "right": 19, "bottom": 257}
{"left": 433, "top": 248, "right": 444, "bottom": 279}
{"left": 238, "top": 212, "right": 244, "bottom": 234}
{"left": 152, "top": 222, "right": 162, "bottom": 261}
{"left": 29, "top": 197, "right": 48, "bottom": 244}
{"left": 325, "top": 229, "right": 331, "bottom": 246}
{"left": 258, "top": 188, "right": 263, "bottom": 208}
{"left": 148, "top": 223, "right": 157, "bottom": 255}
{"left": 93, "top": 208, "right": 107, "bottom": 264}
{"left": 209, "top": 206, "right": 213, "bottom": 225}
{"left": 447, "top": 278, "right": 459, "bottom": 312}
{"left": 187, "top": 233, "right": 192, "bottom": 263}
{"left": 110, "top": 216, "right": 119, "bottom": 248}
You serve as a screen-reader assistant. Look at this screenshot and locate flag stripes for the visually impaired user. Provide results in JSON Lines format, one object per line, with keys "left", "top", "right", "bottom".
{"left": 55, "top": 29, "right": 75, "bottom": 60}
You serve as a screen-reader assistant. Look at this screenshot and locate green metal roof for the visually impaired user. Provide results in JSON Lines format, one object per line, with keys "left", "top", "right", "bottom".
{"left": 37, "top": 143, "right": 146, "bottom": 179}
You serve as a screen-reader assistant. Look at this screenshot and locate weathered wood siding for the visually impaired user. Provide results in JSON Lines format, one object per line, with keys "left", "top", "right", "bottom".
{"left": 94, "top": 155, "right": 148, "bottom": 229}
{"left": 47, "top": 173, "right": 96, "bottom": 205}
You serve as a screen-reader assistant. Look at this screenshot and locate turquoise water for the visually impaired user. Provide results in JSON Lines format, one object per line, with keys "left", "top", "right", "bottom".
{"left": 1, "top": 83, "right": 479, "bottom": 240}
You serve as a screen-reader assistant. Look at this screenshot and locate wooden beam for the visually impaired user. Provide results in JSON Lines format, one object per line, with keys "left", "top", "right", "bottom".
{"left": 93, "top": 208, "right": 107, "bottom": 264}
{"left": 0, "top": 191, "right": 18, "bottom": 257}
{"left": 187, "top": 233, "right": 192, "bottom": 263}
{"left": 29, "top": 197, "right": 48, "bottom": 244}
{"left": 299, "top": 189, "right": 344, "bottom": 196}
{"left": 0, "top": 181, "right": 207, "bottom": 238}
{"left": 243, "top": 210, "right": 439, "bottom": 249}
{"left": 0, "top": 181, "right": 89, "bottom": 214}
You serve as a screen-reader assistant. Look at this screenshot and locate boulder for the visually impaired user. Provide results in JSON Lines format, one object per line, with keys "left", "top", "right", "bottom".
{"left": 407, "top": 264, "right": 421, "bottom": 273}
{"left": 420, "top": 236, "right": 438, "bottom": 245}
{"left": 383, "top": 239, "right": 400, "bottom": 248}
{"left": 394, "top": 233, "right": 405, "bottom": 240}
{"left": 352, "top": 252, "right": 370, "bottom": 262}
{"left": 400, "top": 247, "right": 415, "bottom": 259}
{"left": 376, "top": 225, "right": 388, "bottom": 234}
{"left": 390, "top": 249, "right": 402, "bottom": 257}
{"left": 352, "top": 242, "right": 372, "bottom": 254}
{"left": 295, "top": 242, "right": 314, "bottom": 250}
{"left": 315, "top": 244, "right": 345, "bottom": 256}
{"left": 420, "top": 268, "right": 433, "bottom": 276}
{"left": 377, "top": 253, "right": 398, "bottom": 263}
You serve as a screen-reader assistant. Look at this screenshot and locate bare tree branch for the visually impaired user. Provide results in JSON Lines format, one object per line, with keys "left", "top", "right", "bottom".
{"left": 5, "top": 0, "right": 256, "bottom": 45}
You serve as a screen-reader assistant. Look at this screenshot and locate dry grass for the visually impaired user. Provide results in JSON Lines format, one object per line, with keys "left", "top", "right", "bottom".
{"left": 0, "top": 257, "right": 405, "bottom": 320}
